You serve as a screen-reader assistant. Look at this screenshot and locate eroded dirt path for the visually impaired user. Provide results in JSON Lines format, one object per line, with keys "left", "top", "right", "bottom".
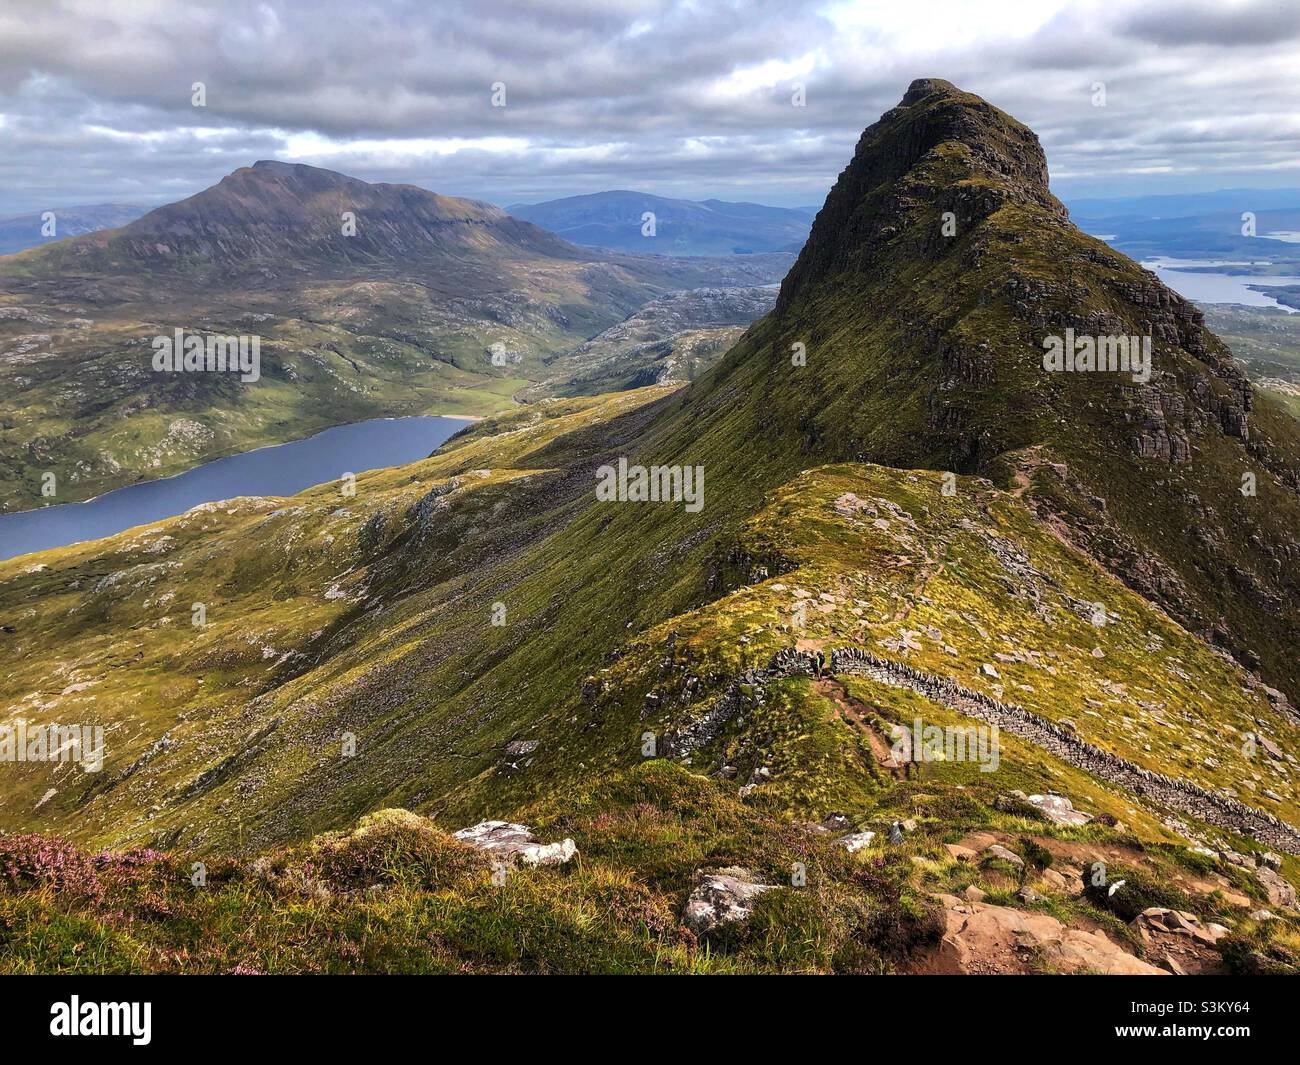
{"left": 813, "top": 675, "right": 905, "bottom": 779}
{"left": 1008, "top": 442, "right": 1051, "bottom": 499}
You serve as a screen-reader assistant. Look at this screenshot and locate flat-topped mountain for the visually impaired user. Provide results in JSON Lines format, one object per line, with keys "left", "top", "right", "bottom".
{"left": 508, "top": 189, "right": 813, "bottom": 256}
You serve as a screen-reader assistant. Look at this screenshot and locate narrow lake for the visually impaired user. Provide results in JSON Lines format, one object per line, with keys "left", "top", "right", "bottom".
{"left": 0, "top": 415, "right": 472, "bottom": 563}
{"left": 1141, "top": 259, "right": 1300, "bottom": 313}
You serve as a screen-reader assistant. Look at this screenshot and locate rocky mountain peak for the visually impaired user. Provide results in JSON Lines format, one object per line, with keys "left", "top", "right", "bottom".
{"left": 899, "top": 76, "right": 958, "bottom": 104}
{"left": 778, "top": 79, "right": 1065, "bottom": 309}
{"left": 126, "top": 160, "right": 501, "bottom": 237}
{"left": 687, "top": 81, "right": 1300, "bottom": 707}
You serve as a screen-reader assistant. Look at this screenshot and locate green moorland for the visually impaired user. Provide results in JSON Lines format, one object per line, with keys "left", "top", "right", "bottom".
{"left": 4, "top": 387, "right": 1296, "bottom": 840}
{"left": 1203, "top": 305, "right": 1300, "bottom": 419}
{"left": 6, "top": 760, "right": 1299, "bottom": 975}
{"left": 523, "top": 285, "right": 776, "bottom": 399}
{"left": 3, "top": 385, "right": 1299, "bottom": 972}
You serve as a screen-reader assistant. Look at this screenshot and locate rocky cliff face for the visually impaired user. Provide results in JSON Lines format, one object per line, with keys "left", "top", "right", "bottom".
{"left": 779, "top": 78, "right": 1066, "bottom": 311}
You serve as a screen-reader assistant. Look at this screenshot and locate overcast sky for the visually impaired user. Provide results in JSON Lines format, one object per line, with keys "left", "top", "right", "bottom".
{"left": 1, "top": 0, "right": 1298, "bottom": 215}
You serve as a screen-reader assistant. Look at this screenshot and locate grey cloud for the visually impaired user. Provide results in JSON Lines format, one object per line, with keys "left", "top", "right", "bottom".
{"left": 1119, "top": 0, "right": 1300, "bottom": 46}
{"left": 0, "top": 0, "right": 1297, "bottom": 215}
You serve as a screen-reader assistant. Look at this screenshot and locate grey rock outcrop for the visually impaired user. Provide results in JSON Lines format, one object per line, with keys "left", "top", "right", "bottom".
{"left": 682, "top": 867, "right": 775, "bottom": 934}
{"left": 764, "top": 646, "right": 1300, "bottom": 854}
{"left": 452, "top": 821, "right": 577, "bottom": 867}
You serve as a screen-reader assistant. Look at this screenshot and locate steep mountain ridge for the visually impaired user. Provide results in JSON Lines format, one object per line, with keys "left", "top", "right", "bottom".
{"left": 779, "top": 78, "right": 1065, "bottom": 307}
{"left": 635, "top": 77, "right": 1300, "bottom": 702}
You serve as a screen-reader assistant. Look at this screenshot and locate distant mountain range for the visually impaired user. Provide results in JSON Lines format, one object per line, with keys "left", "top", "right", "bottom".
{"left": 1067, "top": 188, "right": 1300, "bottom": 270}
{"left": 1067, "top": 188, "right": 1300, "bottom": 219}
{"left": 0, "top": 161, "right": 791, "bottom": 511}
{"left": 0, "top": 203, "right": 146, "bottom": 255}
{"left": 15, "top": 185, "right": 1300, "bottom": 271}
{"left": 507, "top": 190, "right": 815, "bottom": 256}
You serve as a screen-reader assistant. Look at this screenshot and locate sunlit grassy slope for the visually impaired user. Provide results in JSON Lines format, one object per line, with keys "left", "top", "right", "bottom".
{"left": 3, "top": 382, "right": 1296, "bottom": 850}
{"left": 3, "top": 387, "right": 1298, "bottom": 972}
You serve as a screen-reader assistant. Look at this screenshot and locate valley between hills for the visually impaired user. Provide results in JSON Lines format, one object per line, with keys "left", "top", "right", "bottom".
{"left": 2, "top": 80, "right": 1299, "bottom": 976}
{"left": 0, "top": 160, "right": 789, "bottom": 514}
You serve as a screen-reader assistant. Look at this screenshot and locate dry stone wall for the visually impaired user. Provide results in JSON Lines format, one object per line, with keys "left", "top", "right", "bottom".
{"left": 767, "top": 646, "right": 1300, "bottom": 853}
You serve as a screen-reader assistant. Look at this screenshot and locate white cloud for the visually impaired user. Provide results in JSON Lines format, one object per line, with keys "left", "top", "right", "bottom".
{"left": 280, "top": 132, "right": 531, "bottom": 161}
{"left": 824, "top": 0, "right": 1070, "bottom": 49}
